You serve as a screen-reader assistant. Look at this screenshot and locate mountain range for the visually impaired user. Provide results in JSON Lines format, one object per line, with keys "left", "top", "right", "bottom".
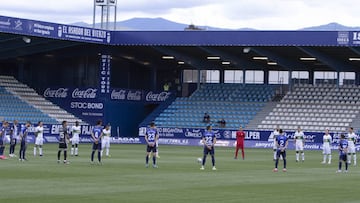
{"left": 72, "top": 17, "right": 360, "bottom": 31}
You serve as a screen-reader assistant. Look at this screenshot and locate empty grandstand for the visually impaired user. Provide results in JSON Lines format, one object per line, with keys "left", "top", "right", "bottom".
{"left": 258, "top": 84, "right": 360, "bottom": 132}
{"left": 154, "top": 84, "right": 278, "bottom": 129}
{"left": 0, "top": 75, "right": 86, "bottom": 124}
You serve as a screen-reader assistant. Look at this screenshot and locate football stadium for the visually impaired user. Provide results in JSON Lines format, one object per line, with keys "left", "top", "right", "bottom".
{"left": 1, "top": 3, "right": 360, "bottom": 203}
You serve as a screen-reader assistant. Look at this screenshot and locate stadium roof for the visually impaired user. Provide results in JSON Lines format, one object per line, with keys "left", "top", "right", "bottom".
{"left": 1, "top": 15, "right": 360, "bottom": 72}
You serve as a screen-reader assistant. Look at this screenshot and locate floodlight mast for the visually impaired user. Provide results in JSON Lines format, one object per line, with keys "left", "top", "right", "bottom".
{"left": 93, "top": 0, "right": 117, "bottom": 30}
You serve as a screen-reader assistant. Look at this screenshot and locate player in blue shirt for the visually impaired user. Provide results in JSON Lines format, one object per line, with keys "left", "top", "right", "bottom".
{"left": 274, "top": 129, "right": 288, "bottom": 172}
{"left": 19, "top": 121, "right": 31, "bottom": 161}
{"left": 91, "top": 120, "right": 103, "bottom": 164}
{"left": 145, "top": 122, "right": 159, "bottom": 168}
{"left": 200, "top": 125, "right": 217, "bottom": 170}
{"left": 0, "top": 121, "right": 9, "bottom": 160}
{"left": 337, "top": 134, "right": 349, "bottom": 173}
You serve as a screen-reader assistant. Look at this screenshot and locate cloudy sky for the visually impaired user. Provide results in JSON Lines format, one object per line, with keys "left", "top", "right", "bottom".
{"left": 1, "top": 0, "right": 360, "bottom": 30}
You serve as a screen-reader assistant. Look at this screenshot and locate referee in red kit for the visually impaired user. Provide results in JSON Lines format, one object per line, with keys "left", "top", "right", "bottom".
{"left": 235, "top": 126, "right": 245, "bottom": 160}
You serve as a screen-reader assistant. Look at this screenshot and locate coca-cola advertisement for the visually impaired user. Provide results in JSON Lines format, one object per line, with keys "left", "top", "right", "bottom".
{"left": 110, "top": 88, "right": 173, "bottom": 103}
{"left": 145, "top": 91, "right": 171, "bottom": 102}
{"left": 43, "top": 88, "right": 68, "bottom": 98}
{"left": 42, "top": 87, "right": 104, "bottom": 124}
{"left": 72, "top": 88, "right": 97, "bottom": 99}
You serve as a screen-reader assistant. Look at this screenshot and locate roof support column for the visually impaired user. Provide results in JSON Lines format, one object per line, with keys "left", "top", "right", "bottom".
{"left": 197, "top": 69, "right": 201, "bottom": 90}
{"left": 309, "top": 70, "right": 314, "bottom": 85}
{"left": 220, "top": 68, "right": 224, "bottom": 84}
{"left": 263, "top": 69, "right": 269, "bottom": 85}
{"left": 356, "top": 72, "right": 360, "bottom": 86}
{"left": 288, "top": 70, "right": 292, "bottom": 92}
{"left": 242, "top": 68, "right": 246, "bottom": 86}
{"left": 151, "top": 67, "right": 157, "bottom": 91}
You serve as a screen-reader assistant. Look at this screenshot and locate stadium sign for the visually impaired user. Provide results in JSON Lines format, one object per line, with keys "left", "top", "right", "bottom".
{"left": 110, "top": 88, "right": 173, "bottom": 103}
{"left": 43, "top": 87, "right": 104, "bottom": 124}
{"left": 43, "top": 88, "right": 68, "bottom": 98}
{"left": 138, "top": 126, "right": 360, "bottom": 150}
{"left": 71, "top": 88, "right": 98, "bottom": 99}
{"left": 0, "top": 15, "right": 111, "bottom": 44}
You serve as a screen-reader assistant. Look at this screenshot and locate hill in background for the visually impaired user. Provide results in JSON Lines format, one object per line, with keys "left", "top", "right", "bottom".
{"left": 72, "top": 18, "right": 360, "bottom": 31}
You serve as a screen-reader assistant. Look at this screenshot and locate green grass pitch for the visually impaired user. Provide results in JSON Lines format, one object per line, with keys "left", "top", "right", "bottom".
{"left": 0, "top": 144, "right": 359, "bottom": 203}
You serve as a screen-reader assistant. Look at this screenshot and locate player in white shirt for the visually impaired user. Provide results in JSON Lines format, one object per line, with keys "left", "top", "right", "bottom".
{"left": 272, "top": 126, "right": 280, "bottom": 161}
{"left": 70, "top": 121, "right": 81, "bottom": 156}
{"left": 294, "top": 126, "right": 305, "bottom": 162}
{"left": 101, "top": 124, "right": 111, "bottom": 157}
{"left": 34, "top": 121, "right": 44, "bottom": 156}
{"left": 321, "top": 129, "right": 332, "bottom": 164}
{"left": 347, "top": 127, "right": 357, "bottom": 166}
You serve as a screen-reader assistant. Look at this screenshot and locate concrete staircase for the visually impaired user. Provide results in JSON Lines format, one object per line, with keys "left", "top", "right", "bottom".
{"left": 0, "top": 75, "right": 87, "bottom": 124}
{"left": 246, "top": 101, "right": 278, "bottom": 130}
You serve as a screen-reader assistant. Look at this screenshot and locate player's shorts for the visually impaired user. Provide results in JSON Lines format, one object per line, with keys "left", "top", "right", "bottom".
{"left": 92, "top": 142, "right": 101, "bottom": 151}
{"left": 203, "top": 146, "right": 215, "bottom": 155}
{"left": 147, "top": 145, "right": 157, "bottom": 153}
{"left": 71, "top": 136, "right": 80, "bottom": 145}
{"left": 273, "top": 141, "right": 277, "bottom": 150}
{"left": 339, "top": 153, "right": 347, "bottom": 162}
{"left": 102, "top": 137, "right": 110, "bottom": 149}
{"left": 276, "top": 149, "right": 286, "bottom": 159}
{"left": 59, "top": 142, "right": 67, "bottom": 149}
{"left": 348, "top": 145, "right": 356, "bottom": 154}
{"left": 236, "top": 141, "right": 244, "bottom": 148}
{"left": 10, "top": 138, "right": 17, "bottom": 145}
{"left": 20, "top": 140, "right": 27, "bottom": 149}
{"left": 322, "top": 145, "right": 331, "bottom": 155}
{"left": 295, "top": 142, "right": 304, "bottom": 151}
{"left": 35, "top": 137, "right": 44, "bottom": 145}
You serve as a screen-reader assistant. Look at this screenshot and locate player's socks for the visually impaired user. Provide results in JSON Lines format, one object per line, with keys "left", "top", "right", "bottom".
{"left": 34, "top": 147, "right": 36, "bottom": 156}
{"left": 283, "top": 159, "right": 287, "bottom": 169}
{"left": 57, "top": 150, "right": 61, "bottom": 160}
{"left": 328, "top": 155, "right": 332, "bottom": 164}
{"left": 106, "top": 148, "right": 109, "bottom": 156}
{"left": 301, "top": 152, "right": 305, "bottom": 161}
{"left": 0, "top": 146, "right": 4, "bottom": 156}
{"left": 98, "top": 151, "right": 101, "bottom": 162}
{"left": 347, "top": 154, "right": 351, "bottom": 164}
{"left": 75, "top": 148, "right": 78, "bottom": 155}
{"left": 296, "top": 153, "right": 299, "bottom": 161}
{"left": 211, "top": 155, "right": 215, "bottom": 166}
{"left": 275, "top": 159, "right": 279, "bottom": 168}
{"left": 152, "top": 156, "right": 156, "bottom": 165}
{"left": 39, "top": 148, "right": 43, "bottom": 156}
{"left": 64, "top": 151, "right": 67, "bottom": 161}
{"left": 91, "top": 151, "right": 95, "bottom": 162}
{"left": 345, "top": 162, "right": 348, "bottom": 170}
{"left": 241, "top": 149, "right": 245, "bottom": 160}
{"left": 202, "top": 155, "right": 207, "bottom": 166}
{"left": 145, "top": 155, "right": 149, "bottom": 164}
{"left": 322, "top": 155, "right": 327, "bottom": 163}
{"left": 353, "top": 154, "right": 356, "bottom": 165}
{"left": 100, "top": 150, "right": 103, "bottom": 157}
{"left": 338, "top": 161, "right": 342, "bottom": 170}
{"left": 71, "top": 147, "right": 74, "bottom": 155}
{"left": 273, "top": 151, "right": 277, "bottom": 160}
